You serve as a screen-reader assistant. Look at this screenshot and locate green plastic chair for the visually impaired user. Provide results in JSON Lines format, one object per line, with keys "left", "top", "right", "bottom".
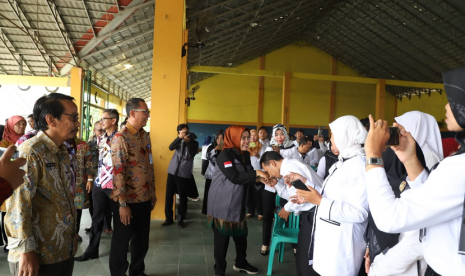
{"left": 266, "top": 195, "right": 300, "bottom": 275}
{"left": 310, "top": 165, "right": 317, "bottom": 172}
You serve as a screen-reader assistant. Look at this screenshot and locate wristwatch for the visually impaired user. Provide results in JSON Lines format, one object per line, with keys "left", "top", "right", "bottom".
{"left": 366, "top": 157, "right": 383, "bottom": 166}
{"left": 119, "top": 202, "right": 127, "bottom": 208}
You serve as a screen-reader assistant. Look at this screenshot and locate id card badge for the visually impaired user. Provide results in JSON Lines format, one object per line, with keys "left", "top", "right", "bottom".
{"left": 149, "top": 153, "right": 153, "bottom": 164}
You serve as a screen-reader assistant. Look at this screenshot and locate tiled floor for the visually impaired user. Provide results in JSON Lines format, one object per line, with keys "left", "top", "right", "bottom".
{"left": 0, "top": 156, "right": 297, "bottom": 276}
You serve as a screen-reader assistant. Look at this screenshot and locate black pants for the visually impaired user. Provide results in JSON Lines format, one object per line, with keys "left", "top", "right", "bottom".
{"left": 10, "top": 257, "right": 74, "bottom": 276}
{"left": 213, "top": 223, "right": 248, "bottom": 275}
{"left": 425, "top": 266, "right": 442, "bottom": 276}
{"left": 0, "top": 212, "right": 7, "bottom": 247}
{"left": 76, "top": 209, "right": 82, "bottom": 234}
{"left": 202, "top": 178, "right": 212, "bottom": 215}
{"left": 87, "top": 190, "right": 112, "bottom": 230}
{"left": 296, "top": 210, "right": 319, "bottom": 276}
{"left": 110, "top": 200, "right": 151, "bottom": 276}
{"left": 261, "top": 190, "right": 277, "bottom": 246}
{"left": 247, "top": 184, "right": 263, "bottom": 216}
{"left": 85, "top": 185, "right": 113, "bottom": 256}
{"left": 187, "top": 173, "right": 199, "bottom": 198}
{"left": 165, "top": 173, "right": 189, "bottom": 221}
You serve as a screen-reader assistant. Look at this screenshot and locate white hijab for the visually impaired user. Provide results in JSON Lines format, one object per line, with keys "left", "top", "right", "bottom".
{"left": 329, "top": 116, "right": 367, "bottom": 161}
{"left": 395, "top": 111, "right": 444, "bottom": 161}
{"left": 270, "top": 124, "right": 295, "bottom": 149}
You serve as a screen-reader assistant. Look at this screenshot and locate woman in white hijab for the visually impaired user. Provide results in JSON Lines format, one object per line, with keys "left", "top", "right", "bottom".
{"left": 291, "top": 115, "right": 369, "bottom": 276}
{"left": 395, "top": 111, "right": 444, "bottom": 169}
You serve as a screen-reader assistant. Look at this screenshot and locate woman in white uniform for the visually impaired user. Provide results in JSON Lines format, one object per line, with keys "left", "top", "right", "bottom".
{"left": 294, "top": 116, "right": 369, "bottom": 276}
{"left": 364, "top": 66, "right": 465, "bottom": 276}
{"left": 395, "top": 111, "right": 444, "bottom": 170}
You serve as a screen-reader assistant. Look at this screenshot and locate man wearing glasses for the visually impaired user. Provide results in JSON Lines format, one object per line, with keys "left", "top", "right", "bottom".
{"left": 75, "top": 109, "right": 119, "bottom": 262}
{"left": 6, "top": 93, "right": 80, "bottom": 276}
{"left": 109, "top": 98, "right": 155, "bottom": 276}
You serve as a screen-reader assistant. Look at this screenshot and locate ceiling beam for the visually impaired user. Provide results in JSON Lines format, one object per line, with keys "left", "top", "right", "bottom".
{"left": 0, "top": 28, "right": 34, "bottom": 75}
{"left": 87, "top": 39, "right": 153, "bottom": 65}
{"left": 5, "top": 0, "right": 59, "bottom": 75}
{"left": 80, "top": 0, "right": 97, "bottom": 37}
{"left": 43, "top": 0, "right": 79, "bottom": 67}
{"left": 95, "top": 48, "right": 153, "bottom": 71}
{"left": 60, "top": 0, "right": 154, "bottom": 75}
{"left": 82, "top": 29, "right": 153, "bottom": 59}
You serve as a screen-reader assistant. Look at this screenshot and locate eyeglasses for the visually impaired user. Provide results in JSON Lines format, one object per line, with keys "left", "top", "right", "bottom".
{"left": 101, "top": 117, "right": 116, "bottom": 121}
{"left": 133, "top": 109, "right": 150, "bottom": 115}
{"left": 62, "top": 113, "right": 79, "bottom": 122}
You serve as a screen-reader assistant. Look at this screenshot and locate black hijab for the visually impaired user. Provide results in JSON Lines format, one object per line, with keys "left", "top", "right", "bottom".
{"left": 442, "top": 66, "right": 465, "bottom": 254}
{"left": 366, "top": 142, "right": 427, "bottom": 261}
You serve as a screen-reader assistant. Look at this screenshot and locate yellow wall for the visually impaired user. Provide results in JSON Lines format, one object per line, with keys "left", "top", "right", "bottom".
{"left": 187, "top": 43, "right": 440, "bottom": 127}
{"left": 397, "top": 92, "right": 448, "bottom": 122}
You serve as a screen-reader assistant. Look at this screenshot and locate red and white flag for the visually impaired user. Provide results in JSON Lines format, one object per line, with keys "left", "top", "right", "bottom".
{"left": 224, "top": 161, "right": 232, "bottom": 168}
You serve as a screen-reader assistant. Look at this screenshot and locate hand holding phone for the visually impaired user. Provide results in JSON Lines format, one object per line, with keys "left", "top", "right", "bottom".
{"left": 291, "top": 179, "right": 310, "bottom": 191}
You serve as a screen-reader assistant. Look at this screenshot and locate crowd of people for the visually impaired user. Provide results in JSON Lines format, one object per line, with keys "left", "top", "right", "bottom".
{"left": 0, "top": 65, "right": 464, "bottom": 276}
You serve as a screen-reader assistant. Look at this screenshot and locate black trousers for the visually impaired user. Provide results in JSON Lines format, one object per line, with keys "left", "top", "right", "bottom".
{"left": 247, "top": 184, "right": 263, "bottom": 216}
{"left": 10, "top": 257, "right": 74, "bottom": 276}
{"left": 0, "top": 212, "right": 7, "bottom": 246}
{"left": 296, "top": 210, "right": 319, "bottom": 276}
{"left": 202, "top": 178, "right": 212, "bottom": 215}
{"left": 76, "top": 209, "right": 82, "bottom": 234}
{"left": 187, "top": 173, "right": 199, "bottom": 198}
{"left": 261, "top": 190, "right": 278, "bottom": 246}
{"left": 213, "top": 223, "right": 248, "bottom": 275}
{"left": 109, "top": 200, "right": 151, "bottom": 276}
{"left": 165, "top": 173, "right": 189, "bottom": 221}
{"left": 85, "top": 185, "right": 113, "bottom": 256}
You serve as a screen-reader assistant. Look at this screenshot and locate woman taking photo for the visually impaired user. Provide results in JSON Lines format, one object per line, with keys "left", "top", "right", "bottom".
{"left": 364, "top": 66, "right": 465, "bottom": 275}
{"left": 207, "top": 126, "right": 269, "bottom": 276}
{"left": 202, "top": 130, "right": 224, "bottom": 215}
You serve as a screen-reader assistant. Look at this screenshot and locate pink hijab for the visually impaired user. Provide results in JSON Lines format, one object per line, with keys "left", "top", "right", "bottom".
{"left": 3, "top": 115, "right": 26, "bottom": 144}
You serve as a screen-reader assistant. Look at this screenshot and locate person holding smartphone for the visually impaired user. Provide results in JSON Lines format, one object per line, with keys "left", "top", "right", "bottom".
{"left": 259, "top": 151, "right": 322, "bottom": 276}
{"left": 163, "top": 124, "right": 199, "bottom": 228}
{"left": 292, "top": 115, "right": 369, "bottom": 276}
{"left": 201, "top": 130, "right": 224, "bottom": 215}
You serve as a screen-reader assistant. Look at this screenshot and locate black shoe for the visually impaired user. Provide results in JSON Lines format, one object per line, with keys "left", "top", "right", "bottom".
{"left": 3, "top": 245, "right": 8, "bottom": 253}
{"left": 161, "top": 220, "right": 174, "bottom": 226}
{"left": 233, "top": 263, "right": 259, "bottom": 274}
{"left": 260, "top": 246, "right": 269, "bottom": 256}
{"left": 177, "top": 219, "right": 185, "bottom": 228}
{"left": 77, "top": 235, "right": 82, "bottom": 242}
{"left": 74, "top": 253, "right": 98, "bottom": 262}
{"left": 85, "top": 227, "right": 91, "bottom": 233}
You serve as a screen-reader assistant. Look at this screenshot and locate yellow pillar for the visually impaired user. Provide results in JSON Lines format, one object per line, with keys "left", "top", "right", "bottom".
{"left": 281, "top": 71, "right": 292, "bottom": 130}
{"left": 70, "top": 67, "right": 84, "bottom": 138}
{"left": 257, "top": 55, "right": 265, "bottom": 129}
{"left": 150, "top": 0, "right": 186, "bottom": 220}
{"left": 376, "top": 79, "right": 386, "bottom": 120}
{"left": 179, "top": 29, "right": 189, "bottom": 124}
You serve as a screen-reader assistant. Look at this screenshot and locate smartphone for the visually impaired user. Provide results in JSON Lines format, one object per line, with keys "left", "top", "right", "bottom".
{"left": 249, "top": 142, "right": 256, "bottom": 148}
{"left": 273, "top": 206, "right": 282, "bottom": 215}
{"left": 0, "top": 147, "right": 19, "bottom": 160}
{"left": 291, "top": 179, "right": 310, "bottom": 191}
{"left": 386, "top": 127, "right": 400, "bottom": 146}
{"left": 219, "top": 140, "right": 224, "bottom": 149}
{"left": 271, "top": 145, "right": 280, "bottom": 152}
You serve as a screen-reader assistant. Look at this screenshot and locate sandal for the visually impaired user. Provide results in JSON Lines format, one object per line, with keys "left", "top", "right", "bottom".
{"left": 260, "top": 245, "right": 269, "bottom": 256}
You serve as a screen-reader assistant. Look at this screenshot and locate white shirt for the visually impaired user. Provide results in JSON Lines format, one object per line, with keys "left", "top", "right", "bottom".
{"left": 312, "top": 156, "right": 369, "bottom": 276}
{"left": 369, "top": 230, "right": 426, "bottom": 276}
{"left": 201, "top": 144, "right": 211, "bottom": 160}
{"left": 263, "top": 146, "right": 301, "bottom": 193}
{"left": 316, "top": 156, "right": 326, "bottom": 181}
{"left": 292, "top": 140, "right": 299, "bottom": 148}
{"left": 259, "top": 139, "right": 270, "bottom": 156}
{"left": 365, "top": 154, "right": 465, "bottom": 276}
{"left": 304, "top": 148, "right": 319, "bottom": 167}
{"left": 274, "top": 158, "right": 322, "bottom": 215}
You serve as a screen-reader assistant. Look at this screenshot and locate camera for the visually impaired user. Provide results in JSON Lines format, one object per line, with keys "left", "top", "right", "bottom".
{"left": 184, "top": 131, "right": 197, "bottom": 140}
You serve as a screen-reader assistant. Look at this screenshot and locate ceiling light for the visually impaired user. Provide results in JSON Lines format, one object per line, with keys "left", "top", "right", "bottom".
{"left": 250, "top": 22, "right": 258, "bottom": 27}
{"left": 124, "top": 64, "right": 133, "bottom": 69}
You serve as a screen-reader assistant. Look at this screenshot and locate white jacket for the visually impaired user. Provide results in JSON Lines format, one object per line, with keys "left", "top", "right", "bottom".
{"left": 312, "top": 156, "right": 369, "bottom": 276}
